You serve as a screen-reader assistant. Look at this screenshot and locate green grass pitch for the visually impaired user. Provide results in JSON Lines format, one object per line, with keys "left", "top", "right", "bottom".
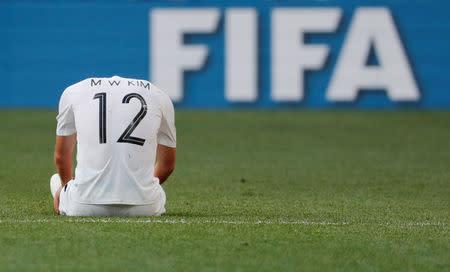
{"left": 0, "top": 110, "right": 449, "bottom": 271}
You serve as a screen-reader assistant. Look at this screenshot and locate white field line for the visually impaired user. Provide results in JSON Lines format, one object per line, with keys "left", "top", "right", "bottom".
{"left": 0, "top": 218, "right": 446, "bottom": 227}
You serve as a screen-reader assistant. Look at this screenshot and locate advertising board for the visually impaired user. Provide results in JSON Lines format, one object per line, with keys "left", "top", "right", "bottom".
{"left": 0, "top": 0, "right": 449, "bottom": 108}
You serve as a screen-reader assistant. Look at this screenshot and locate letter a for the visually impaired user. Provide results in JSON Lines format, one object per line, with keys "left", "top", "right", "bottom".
{"left": 327, "top": 8, "right": 420, "bottom": 102}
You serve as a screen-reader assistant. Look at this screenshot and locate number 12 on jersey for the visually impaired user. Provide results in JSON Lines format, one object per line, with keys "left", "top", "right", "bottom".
{"left": 93, "top": 92, "right": 148, "bottom": 146}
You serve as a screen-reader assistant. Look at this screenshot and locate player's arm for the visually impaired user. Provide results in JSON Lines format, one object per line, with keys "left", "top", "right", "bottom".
{"left": 154, "top": 144, "right": 176, "bottom": 184}
{"left": 154, "top": 86, "right": 177, "bottom": 185}
{"left": 54, "top": 134, "right": 76, "bottom": 186}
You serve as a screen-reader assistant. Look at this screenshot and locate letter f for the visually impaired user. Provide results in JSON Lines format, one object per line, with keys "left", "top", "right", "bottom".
{"left": 150, "top": 9, "right": 220, "bottom": 102}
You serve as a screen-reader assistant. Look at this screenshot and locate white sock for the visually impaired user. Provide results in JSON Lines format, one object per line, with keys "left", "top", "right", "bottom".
{"left": 50, "top": 174, "right": 61, "bottom": 199}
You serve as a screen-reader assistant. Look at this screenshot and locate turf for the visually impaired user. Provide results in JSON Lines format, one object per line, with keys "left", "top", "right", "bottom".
{"left": 0, "top": 110, "right": 449, "bottom": 271}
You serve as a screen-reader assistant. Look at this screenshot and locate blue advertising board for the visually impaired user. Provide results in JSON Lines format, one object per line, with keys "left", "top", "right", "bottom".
{"left": 0, "top": 0, "right": 449, "bottom": 109}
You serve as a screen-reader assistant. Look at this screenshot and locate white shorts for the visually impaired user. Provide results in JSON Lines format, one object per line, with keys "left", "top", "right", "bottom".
{"left": 58, "top": 180, "right": 166, "bottom": 217}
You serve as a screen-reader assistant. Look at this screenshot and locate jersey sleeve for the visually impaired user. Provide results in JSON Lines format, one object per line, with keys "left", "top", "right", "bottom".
{"left": 157, "top": 92, "right": 176, "bottom": 148}
{"left": 56, "top": 89, "right": 76, "bottom": 136}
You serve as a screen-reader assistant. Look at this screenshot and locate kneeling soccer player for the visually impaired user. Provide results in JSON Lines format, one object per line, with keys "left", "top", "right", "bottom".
{"left": 50, "top": 76, "right": 176, "bottom": 216}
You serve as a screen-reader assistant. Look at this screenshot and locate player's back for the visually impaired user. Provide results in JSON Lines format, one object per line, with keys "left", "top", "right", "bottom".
{"left": 56, "top": 76, "right": 176, "bottom": 205}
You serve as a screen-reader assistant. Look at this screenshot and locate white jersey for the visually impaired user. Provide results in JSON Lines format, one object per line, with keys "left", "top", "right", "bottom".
{"left": 56, "top": 76, "right": 176, "bottom": 205}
